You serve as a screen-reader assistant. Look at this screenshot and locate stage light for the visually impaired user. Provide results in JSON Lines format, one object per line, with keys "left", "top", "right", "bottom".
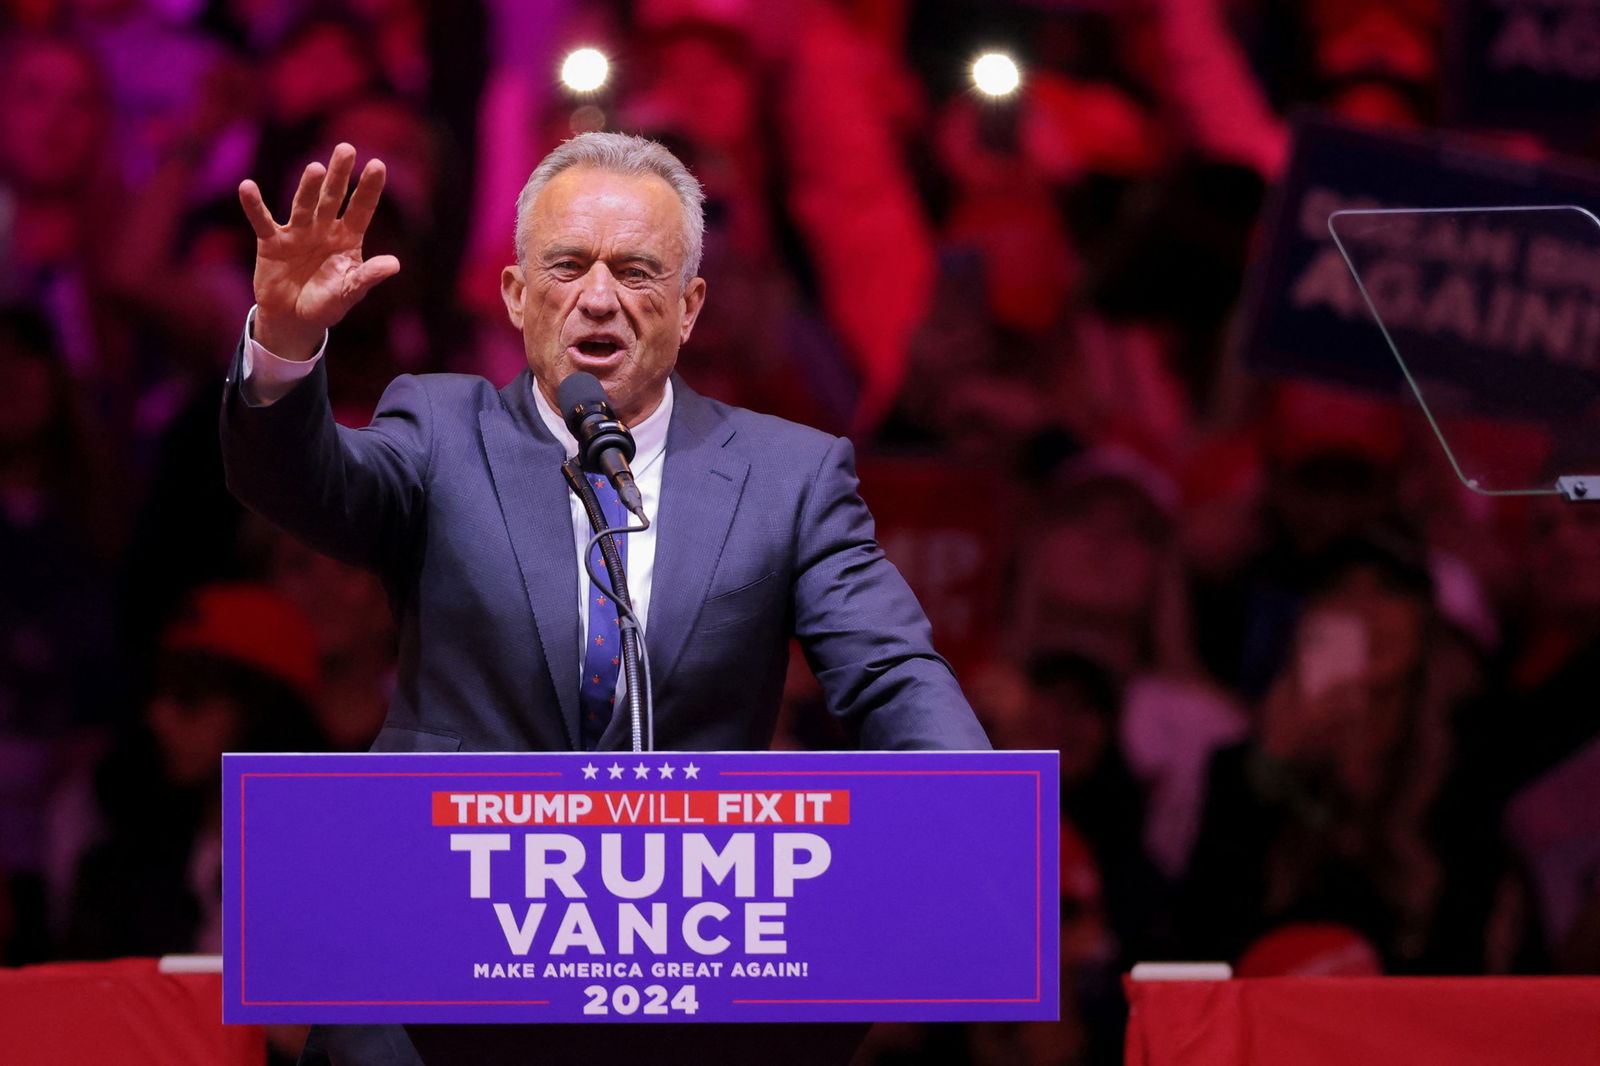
{"left": 971, "top": 52, "right": 1021, "bottom": 97}
{"left": 561, "top": 48, "right": 609, "bottom": 93}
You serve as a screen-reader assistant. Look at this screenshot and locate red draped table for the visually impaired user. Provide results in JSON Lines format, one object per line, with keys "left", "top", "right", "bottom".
{"left": 1125, "top": 976, "right": 1600, "bottom": 1065}
{"left": 0, "top": 958, "right": 263, "bottom": 1065}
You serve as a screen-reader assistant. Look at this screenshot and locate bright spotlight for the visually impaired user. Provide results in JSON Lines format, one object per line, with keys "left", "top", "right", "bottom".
{"left": 971, "top": 52, "right": 1021, "bottom": 97}
{"left": 561, "top": 48, "right": 609, "bottom": 93}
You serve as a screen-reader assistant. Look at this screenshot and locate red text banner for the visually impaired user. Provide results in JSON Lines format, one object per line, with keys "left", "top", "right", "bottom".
{"left": 431, "top": 790, "right": 851, "bottom": 827}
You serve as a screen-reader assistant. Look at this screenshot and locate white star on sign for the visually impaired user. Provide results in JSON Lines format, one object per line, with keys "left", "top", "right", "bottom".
{"left": 659, "top": 763, "right": 675, "bottom": 779}
{"left": 633, "top": 763, "right": 651, "bottom": 780}
{"left": 683, "top": 762, "right": 700, "bottom": 780}
{"left": 608, "top": 763, "right": 624, "bottom": 780}
{"left": 581, "top": 763, "right": 598, "bottom": 779}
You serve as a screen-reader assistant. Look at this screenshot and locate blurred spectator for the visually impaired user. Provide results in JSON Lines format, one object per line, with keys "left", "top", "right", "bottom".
{"left": 249, "top": 11, "right": 380, "bottom": 216}
{"left": 1005, "top": 446, "right": 1249, "bottom": 883}
{"left": 64, "top": 582, "right": 323, "bottom": 958}
{"left": 1177, "top": 525, "right": 1484, "bottom": 970}
{"left": 97, "top": 57, "right": 257, "bottom": 416}
{"left": 254, "top": 519, "right": 396, "bottom": 751}
{"left": 1497, "top": 498, "right": 1600, "bottom": 790}
{"left": 68, "top": 0, "right": 238, "bottom": 190}
{"left": 1177, "top": 431, "right": 1267, "bottom": 593}
{"left": 0, "top": 30, "right": 126, "bottom": 415}
{"left": 115, "top": 368, "right": 254, "bottom": 707}
{"left": 1436, "top": 496, "right": 1600, "bottom": 973}
{"left": 1501, "top": 732, "right": 1600, "bottom": 973}
{"left": 679, "top": 212, "right": 854, "bottom": 432}
{"left": 0, "top": 304, "right": 122, "bottom": 551}
{"left": 1016, "top": 447, "right": 1183, "bottom": 675}
{"left": 346, "top": 0, "right": 426, "bottom": 98}
{"left": 1192, "top": 382, "right": 1409, "bottom": 701}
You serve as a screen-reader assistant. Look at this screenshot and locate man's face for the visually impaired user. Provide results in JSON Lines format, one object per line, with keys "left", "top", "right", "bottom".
{"left": 500, "top": 167, "right": 706, "bottom": 425}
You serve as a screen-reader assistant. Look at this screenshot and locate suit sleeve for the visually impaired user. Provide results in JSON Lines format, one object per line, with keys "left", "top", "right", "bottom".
{"left": 791, "top": 435, "right": 992, "bottom": 751}
{"left": 220, "top": 331, "right": 431, "bottom": 575}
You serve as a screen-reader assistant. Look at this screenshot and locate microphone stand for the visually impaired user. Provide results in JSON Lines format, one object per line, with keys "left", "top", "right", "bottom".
{"left": 563, "top": 459, "right": 652, "bottom": 752}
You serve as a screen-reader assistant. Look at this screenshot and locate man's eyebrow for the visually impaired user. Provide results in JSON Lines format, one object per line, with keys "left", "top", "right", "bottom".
{"left": 610, "top": 251, "right": 667, "bottom": 273}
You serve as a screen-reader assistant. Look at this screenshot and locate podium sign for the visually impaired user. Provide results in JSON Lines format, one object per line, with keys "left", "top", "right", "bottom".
{"left": 222, "top": 750, "right": 1057, "bottom": 1024}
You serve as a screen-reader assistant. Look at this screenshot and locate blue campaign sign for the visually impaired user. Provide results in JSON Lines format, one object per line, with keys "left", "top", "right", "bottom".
{"left": 1443, "top": 0, "right": 1600, "bottom": 144}
{"left": 1239, "top": 114, "right": 1600, "bottom": 407}
{"left": 222, "top": 750, "right": 1058, "bottom": 1024}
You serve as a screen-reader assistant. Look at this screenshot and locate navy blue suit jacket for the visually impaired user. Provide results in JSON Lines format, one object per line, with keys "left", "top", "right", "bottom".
{"left": 221, "top": 346, "right": 989, "bottom": 754}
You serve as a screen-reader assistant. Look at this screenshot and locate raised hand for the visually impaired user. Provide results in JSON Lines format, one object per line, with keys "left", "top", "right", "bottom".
{"left": 238, "top": 143, "right": 400, "bottom": 360}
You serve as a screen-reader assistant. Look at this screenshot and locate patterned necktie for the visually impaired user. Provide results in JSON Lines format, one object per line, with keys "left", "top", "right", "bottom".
{"left": 579, "top": 474, "right": 628, "bottom": 749}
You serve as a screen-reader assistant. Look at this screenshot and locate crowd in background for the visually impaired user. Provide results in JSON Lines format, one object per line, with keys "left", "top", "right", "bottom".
{"left": 3, "top": 0, "right": 1600, "bottom": 1063}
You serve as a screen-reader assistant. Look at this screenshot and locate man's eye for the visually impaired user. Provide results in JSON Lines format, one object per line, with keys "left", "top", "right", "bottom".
{"left": 620, "top": 267, "right": 651, "bottom": 281}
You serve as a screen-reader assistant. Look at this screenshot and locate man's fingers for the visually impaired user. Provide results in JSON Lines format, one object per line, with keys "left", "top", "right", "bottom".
{"left": 238, "top": 180, "right": 278, "bottom": 239}
{"left": 287, "top": 161, "right": 326, "bottom": 228}
{"left": 341, "top": 157, "right": 387, "bottom": 235}
{"left": 317, "top": 143, "right": 357, "bottom": 222}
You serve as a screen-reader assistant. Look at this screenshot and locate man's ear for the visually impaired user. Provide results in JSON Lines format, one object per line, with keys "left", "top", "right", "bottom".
{"left": 500, "top": 265, "right": 527, "bottom": 329}
{"left": 678, "top": 276, "right": 707, "bottom": 346}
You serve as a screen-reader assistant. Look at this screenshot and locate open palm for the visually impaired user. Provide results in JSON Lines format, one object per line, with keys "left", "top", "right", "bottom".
{"left": 238, "top": 142, "right": 400, "bottom": 358}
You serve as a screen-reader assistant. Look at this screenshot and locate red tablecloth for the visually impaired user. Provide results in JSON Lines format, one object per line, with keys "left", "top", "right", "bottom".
{"left": 1126, "top": 977, "right": 1600, "bottom": 1066}
{"left": 0, "top": 958, "right": 262, "bottom": 1065}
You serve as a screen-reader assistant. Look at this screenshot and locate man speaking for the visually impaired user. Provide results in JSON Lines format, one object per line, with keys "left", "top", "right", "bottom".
{"left": 222, "top": 133, "right": 988, "bottom": 1062}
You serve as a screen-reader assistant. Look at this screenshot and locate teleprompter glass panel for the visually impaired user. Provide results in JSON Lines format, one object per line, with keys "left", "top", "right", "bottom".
{"left": 1329, "top": 206, "right": 1600, "bottom": 495}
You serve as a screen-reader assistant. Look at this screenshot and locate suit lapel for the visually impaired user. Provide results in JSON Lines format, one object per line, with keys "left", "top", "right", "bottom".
{"left": 479, "top": 371, "right": 582, "bottom": 749}
{"left": 644, "top": 380, "right": 749, "bottom": 698}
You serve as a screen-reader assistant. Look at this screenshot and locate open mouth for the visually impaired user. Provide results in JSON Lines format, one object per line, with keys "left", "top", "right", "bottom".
{"left": 575, "top": 340, "right": 622, "bottom": 359}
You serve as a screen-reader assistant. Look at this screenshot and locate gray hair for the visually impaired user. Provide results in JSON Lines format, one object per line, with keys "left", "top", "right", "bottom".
{"left": 514, "top": 132, "right": 706, "bottom": 283}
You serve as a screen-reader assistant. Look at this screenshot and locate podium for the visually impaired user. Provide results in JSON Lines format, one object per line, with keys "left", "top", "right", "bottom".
{"left": 223, "top": 749, "right": 1057, "bottom": 1063}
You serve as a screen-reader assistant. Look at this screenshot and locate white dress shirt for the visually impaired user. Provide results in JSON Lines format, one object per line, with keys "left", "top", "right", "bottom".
{"left": 240, "top": 308, "right": 665, "bottom": 688}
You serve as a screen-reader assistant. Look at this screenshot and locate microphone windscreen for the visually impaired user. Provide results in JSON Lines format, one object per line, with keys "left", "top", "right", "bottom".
{"left": 556, "top": 371, "right": 610, "bottom": 434}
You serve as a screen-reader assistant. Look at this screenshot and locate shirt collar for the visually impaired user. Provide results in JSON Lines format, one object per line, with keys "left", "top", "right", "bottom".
{"left": 532, "top": 377, "right": 673, "bottom": 474}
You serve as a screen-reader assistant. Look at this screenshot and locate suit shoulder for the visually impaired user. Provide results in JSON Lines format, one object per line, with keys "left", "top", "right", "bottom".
{"left": 402, "top": 372, "right": 504, "bottom": 406}
{"left": 377, "top": 373, "right": 510, "bottom": 421}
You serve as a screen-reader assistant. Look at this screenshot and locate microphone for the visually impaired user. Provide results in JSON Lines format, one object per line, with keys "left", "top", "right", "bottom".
{"left": 557, "top": 372, "right": 645, "bottom": 518}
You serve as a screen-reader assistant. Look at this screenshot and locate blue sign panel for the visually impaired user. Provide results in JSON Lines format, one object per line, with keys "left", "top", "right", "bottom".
{"left": 1239, "top": 114, "right": 1600, "bottom": 403}
{"left": 223, "top": 750, "right": 1058, "bottom": 1024}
